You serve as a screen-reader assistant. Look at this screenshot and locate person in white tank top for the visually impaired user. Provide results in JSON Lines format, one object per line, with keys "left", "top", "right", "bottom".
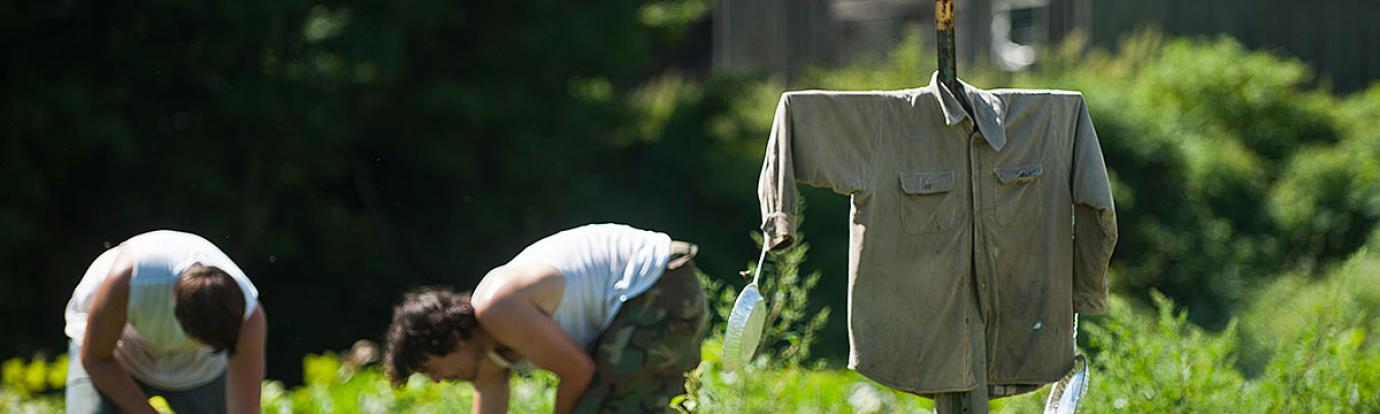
{"left": 62, "top": 230, "right": 267, "bottom": 414}
{"left": 382, "top": 223, "right": 708, "bottom": 414}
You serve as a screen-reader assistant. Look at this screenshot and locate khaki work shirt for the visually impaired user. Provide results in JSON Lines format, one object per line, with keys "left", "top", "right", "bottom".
{"left": 757, "top": 73, "right": 1117, "bottom": 394}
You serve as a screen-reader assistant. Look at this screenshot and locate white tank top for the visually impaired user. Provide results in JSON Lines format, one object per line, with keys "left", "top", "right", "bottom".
{"left": 507, "top": 224, "right": 672, "bottom": 350}
{"left": 64, "top": 230, "right": 259, "bottom": 390}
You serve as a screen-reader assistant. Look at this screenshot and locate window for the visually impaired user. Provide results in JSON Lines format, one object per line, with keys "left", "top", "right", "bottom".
{"left": 992, "top": 0, "right": 1048, "bottom": 70}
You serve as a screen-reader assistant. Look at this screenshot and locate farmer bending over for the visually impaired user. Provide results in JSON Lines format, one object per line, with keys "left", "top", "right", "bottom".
{"left": 384, "top": 223, "right": 708, "bottom": 413}
{"left": 64, "top": 230, "right": 266, "bottom": 414}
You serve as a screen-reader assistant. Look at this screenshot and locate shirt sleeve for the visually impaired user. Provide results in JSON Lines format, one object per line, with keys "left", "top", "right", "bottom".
{"left": 1070, "top": 95, "right": 1117, "bottom": 314}
{"left": 757, "top": 92, "right": 877, "bottom": 250}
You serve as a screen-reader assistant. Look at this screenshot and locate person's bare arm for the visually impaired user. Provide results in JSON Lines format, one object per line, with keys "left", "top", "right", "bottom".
{"left": 226, "top": 303, "right": 266, "bottom": 414}
{"left": 80, "top": 254, "right": 158, "bottom": 414}
{"left": 476, "top": 291, "right": 593, "bottom": 414}
{"left": 471, "top": 357, "right": 511, "bottom": 414}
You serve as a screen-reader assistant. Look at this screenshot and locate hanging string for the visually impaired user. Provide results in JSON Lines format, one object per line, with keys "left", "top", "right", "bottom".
{"left": 752, "top": 234, "right": 769, "bottom": 286}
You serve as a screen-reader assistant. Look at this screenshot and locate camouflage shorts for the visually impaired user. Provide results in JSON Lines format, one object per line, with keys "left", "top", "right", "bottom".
{"left": 574, "top": 257, "right": 709, "bottom": 413}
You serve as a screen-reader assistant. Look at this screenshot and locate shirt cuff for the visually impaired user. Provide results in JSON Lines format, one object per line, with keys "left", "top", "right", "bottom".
{"left": 1073, "top": 295, "right": 1107, "bottom": 315}
{"left": 762, "top": 212, "right": 796, "bottom": 251}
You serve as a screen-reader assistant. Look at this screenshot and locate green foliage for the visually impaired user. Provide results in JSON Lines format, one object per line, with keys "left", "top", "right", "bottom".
{"left": 0, "top": 355, "right": 65, "bottom": 413}
{"left": 0, "top": 354, "right": 66, "bottom": 397}
{"left": 684, "top": 339, "right": 936, "bottom": 413}
{"left": 638, "top": 0, "right": 711, "bottom": 40}
{"left": 1252, "top": 314, "right": 1380, "bottom": 413}
{"left": 1142, "top": 37, "right": 1338, "bottom": 167}
{"left": 1269, "top": 89, "right": 1380, "bottom": 266}
{"left": 1254, "top": 252, "right": 1380, "bottom": 408}
{"left": 0, "top": 389, "right": 62, "bottom": 414}
{"left": 259, "top": 352, "right": 558, "bottom": 413}
{"left": 1240, "top": 250, "right": 1380, "bottom": 370}
{"left": 1082, "top": 294, "right": 1251, "bottom": 412}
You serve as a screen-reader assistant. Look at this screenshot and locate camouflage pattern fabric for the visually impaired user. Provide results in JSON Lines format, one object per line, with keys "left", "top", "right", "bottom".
{"left": 574, "top": 261, "right": 708, "bottom": 413}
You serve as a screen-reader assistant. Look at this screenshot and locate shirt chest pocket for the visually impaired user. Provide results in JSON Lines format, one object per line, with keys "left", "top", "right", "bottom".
{"left": 993, "top": 163, "right": 1045, "bottom": 227}
{"left": 899, "top": 171, "right": 959, "bottom": 234}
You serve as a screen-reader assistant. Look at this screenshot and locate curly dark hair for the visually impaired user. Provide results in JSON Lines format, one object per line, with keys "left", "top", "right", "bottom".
{"left": 383, "top": 286, "right": 479, "bottom": 385}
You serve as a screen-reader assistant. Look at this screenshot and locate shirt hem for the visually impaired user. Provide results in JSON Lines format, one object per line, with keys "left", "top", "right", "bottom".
{"left": 129, "top": 371, "right": 225, "bottom": 392}
{"left": 848, "top": 363, "right": 979, "bottom": 395}
{"left": 117, "top": 354, "right": 227, "bottom": 391}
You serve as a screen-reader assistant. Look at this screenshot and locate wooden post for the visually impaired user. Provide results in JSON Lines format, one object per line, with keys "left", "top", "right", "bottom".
{"left": 935, "top": 0, "right": 973, "bottom": 115}
{"left": 935, "top": 0, "right": 958, "bottom": 91}
{"left": 934, "top": 2, "right": 981, "bottom": 413}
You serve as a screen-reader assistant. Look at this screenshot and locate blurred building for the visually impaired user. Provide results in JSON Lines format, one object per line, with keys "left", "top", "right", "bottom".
{"left": 712, "top": 0, "right": 1380, "bottom": 92}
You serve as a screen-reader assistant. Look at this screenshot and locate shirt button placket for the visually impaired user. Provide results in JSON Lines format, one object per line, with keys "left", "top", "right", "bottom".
{"left": 970, "top": 130, "right": 992, "bottom": 317}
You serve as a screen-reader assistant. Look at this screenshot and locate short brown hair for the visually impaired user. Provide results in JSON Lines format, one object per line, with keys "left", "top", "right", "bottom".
{"left": 383, "top": 287, "right": 478, "bottom": 385}
{"left": 174, "top": 264, "right": 246, "bottom": 354}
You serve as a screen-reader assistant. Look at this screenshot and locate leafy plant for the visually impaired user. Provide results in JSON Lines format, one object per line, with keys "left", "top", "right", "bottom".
{"left": 0, "top": 354, "right": 66, "bottom": 397}
{"left": 700, "top": 200, "right": 832, "bottom": 369}
{"left": 746, "top": 227, "right": 832, "bottom": 367}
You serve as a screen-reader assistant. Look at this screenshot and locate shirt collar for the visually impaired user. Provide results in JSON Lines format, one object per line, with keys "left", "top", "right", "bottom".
{"left": 922, "top": 71, "right": 1007, "bottom": 151}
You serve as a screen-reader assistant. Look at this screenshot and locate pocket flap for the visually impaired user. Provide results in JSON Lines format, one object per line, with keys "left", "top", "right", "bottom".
{"left": 994, "top": 163, "right": 1044, "bottom": 185}
{"left": 899, "top": 171, "right": 955, "bottom": 195}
